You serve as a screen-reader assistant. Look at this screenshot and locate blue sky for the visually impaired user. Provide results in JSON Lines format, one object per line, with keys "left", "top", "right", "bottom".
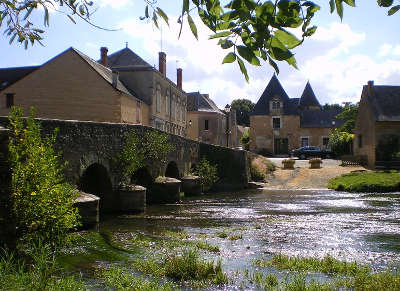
{"left": 1, "top": 1, "right": 399, "bottom": 108}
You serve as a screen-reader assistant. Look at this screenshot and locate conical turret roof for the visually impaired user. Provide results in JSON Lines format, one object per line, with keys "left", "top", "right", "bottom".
{"left": 299, "top": 82, "right": 321, "bottom": 108}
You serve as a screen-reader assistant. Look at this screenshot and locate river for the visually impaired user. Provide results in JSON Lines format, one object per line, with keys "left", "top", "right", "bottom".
{"left": 62, "top": 189, "right": 400, "bottom": 289}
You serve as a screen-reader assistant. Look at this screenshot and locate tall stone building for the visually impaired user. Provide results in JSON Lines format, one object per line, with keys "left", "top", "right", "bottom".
{"left": 99, "top": 47, "right": 187, "bottom": 136}
{"left": 250, "top": 75, "right": 342, "bottom": 155}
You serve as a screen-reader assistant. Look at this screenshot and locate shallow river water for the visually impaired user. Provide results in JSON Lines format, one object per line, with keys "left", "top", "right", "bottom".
{"left": 66, "top": 189, "right": 400, "bottom": 289}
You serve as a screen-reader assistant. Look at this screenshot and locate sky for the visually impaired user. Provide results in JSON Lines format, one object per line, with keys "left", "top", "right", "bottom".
{"left": 1, "top": 1, "right": 399, "bottom": 108}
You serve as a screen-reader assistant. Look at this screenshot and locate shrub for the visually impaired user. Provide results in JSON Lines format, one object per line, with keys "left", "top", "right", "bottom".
{"left": 282, "top": 158, "right": 295, "bottom": 169}
{"left": 240, "top": 129, "right": 250, "bottom": 150}
{"left": 193, "top": 157, "right": 218, "bottom": 192}
{"left": 8, "top": 107, "right": 80, "bottom": 246}
{"left": 376, "top": 134, "right": 400, "bottom": 161}
{"left": 328, "top": 130, "right": 354, "bottom": 156}
{"left": 250, "top": 156, "right": 275, "bottom": 181}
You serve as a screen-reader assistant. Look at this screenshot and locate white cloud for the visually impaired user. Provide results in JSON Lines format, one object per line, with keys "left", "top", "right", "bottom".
{"left": 96, "top": 0, "right": 131, "bottom": 9}
{"left": 378, "top": 44, "right": 392, "bottom": 57}
{"left": 393, "top": 45, "right": 400, "bottom": 56}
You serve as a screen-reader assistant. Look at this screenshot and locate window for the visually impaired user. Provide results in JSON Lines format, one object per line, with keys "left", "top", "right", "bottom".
{"left": 272, "top": 101, "right": 281, "bottom": 109}
{"left": 205, "top": 119, "right": 209, "bottom": 130}
{"left": 156, "top": 85, "right": 161, "bottom": 113}
{"left": 301, "top": 137, "right": 309, "bottom": 147}
{"left": 272, "top": 117, "right": 281, "bottom": 129}
{"left": 6, "top": 93, "right": 14, "bottom": 108}
{"left": 171, "top": 94, "right": 176, "bottom": 119}
{"left": 358, "top": 135, "right": 363, "bottom": 148}
{"left": 136, "top": 101, "right": 141, "bottom": 123}
{"left": 166, "top": 90, "right": 170, "bottom": 116}
{"left": 322, "top": 137, "right": 330, "bottom": 148}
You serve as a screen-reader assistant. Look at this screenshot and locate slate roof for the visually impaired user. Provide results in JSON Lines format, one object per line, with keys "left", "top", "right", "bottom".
{"left": 187, "top": 92, "right": 223, "bottom": 114}
{"left": 299, "top": 82, "right": 321, "bottom": 108}
{"left": 367, "top": 85, "right": 400, "bottom": 121}
{"left": 300, "top": 109, "right": 344, "bottom": 128}
{"left": 0, "top": 66, "right": 40, "bottom": 90}
{"left": 106, "top": 48, "right": 152, "bottom": 68}
{"left": 251, "top": 74, "right": 290, "bottom": 115}
{"left": 72, "top": 48, "right": 134, "bottom": 97}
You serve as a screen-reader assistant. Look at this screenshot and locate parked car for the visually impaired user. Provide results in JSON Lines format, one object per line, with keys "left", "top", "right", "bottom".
{"left": 291, "top": 146, "right": 334, "bottom": 159}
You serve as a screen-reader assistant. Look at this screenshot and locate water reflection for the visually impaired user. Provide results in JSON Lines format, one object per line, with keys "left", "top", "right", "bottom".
{"left": 100, "top": 189, "right": 400, "bottom": 271}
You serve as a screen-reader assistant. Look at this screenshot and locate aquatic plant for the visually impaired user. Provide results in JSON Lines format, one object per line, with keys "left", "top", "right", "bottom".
{"left": 228, "top": 234, "right": 243, "bottom": 241}
{"left": 216, "top": 232, "right": 228, "bottom": 238}
{"left": 255, "top": 254, "right": 370, "bottom": 276}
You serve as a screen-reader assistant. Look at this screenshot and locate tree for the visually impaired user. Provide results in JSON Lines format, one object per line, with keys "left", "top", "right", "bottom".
{"left": 240, "top": 128, "right": 250, "bottom": 150}
{"left": 8, "top": 107, "right": 80, "bottom": 246}
{"left": 2, "top": 1, "right": 399, "bottom": 77}
{"left": 322, "top": 103, "right": 343, "bottom": 111}
{"left": 328, "top": 102, "right": 359, "bottom": 156}
{"left": 231, "top": 99, "right": 255, "bottom": 126}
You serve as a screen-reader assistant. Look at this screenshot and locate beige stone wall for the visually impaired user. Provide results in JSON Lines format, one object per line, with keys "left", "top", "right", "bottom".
{"left": 250, "top": 114, "right": 334, "bottom": 154}
{"left": 354, "top": 88, "right": 376, "bottom": 167}
{"left": 121, "top": 94, "right": 150, "bottom": 125}
{"left": 0, "top": 49, "right": 124, "bottom": 122}
{"left": 187, "top": 111, "right": 227, "bottom": 146}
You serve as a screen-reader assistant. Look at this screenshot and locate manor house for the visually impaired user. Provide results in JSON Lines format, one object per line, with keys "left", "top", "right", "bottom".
{"left": 250, "top": 75, "right": 343, "bottom": 155}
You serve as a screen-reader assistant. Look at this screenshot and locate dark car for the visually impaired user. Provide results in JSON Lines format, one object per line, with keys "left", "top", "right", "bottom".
{"left": 291, "top": 146, "right": 333, "bottom": 159}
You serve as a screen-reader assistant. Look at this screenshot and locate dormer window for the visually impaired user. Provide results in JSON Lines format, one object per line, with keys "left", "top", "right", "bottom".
{"left": 272, "top": 101, "right": 281, "bottom": 109}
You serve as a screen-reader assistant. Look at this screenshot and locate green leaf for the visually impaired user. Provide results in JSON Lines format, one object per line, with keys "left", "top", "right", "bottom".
{"left": 343, "top": 0, "right": 356, "bottom": 7}
{"left": 220, "top": 39, "right": 234, "bottom": 49}
{"left": 303, "top": 26, "right": 317, "bottom": 37}
{"left": 209, "top": 31, "right": 232, "bottom": 39}
{"left": 275, "top": 29, "right": 301, "bottom": 49}
{"left": 156, "top": 8, "right": 169, "bottom": 25}
{"left": 187, "top": 14, "right": 198, "bottom": 39}
{"left": 152, "top": 12, "right": 159, "bottom": 29}
{"left": 222, "top": 52, "right": 236, "bottom": 63}
{"left": 378, "top": 0, "right": 394, "bottom": 7}
{"left": 237, "top": 57, "right": 249, "bottom": 83}
{"left": 329, "top": 0, "right": 335, "bottom": 13}
{"left": 388, "top": 5, "right": 400, "bottom": 15}
{"left": 182, "top": 0, "right": 189, "bottom": 14}
{"left": 335, "top": 0, "right": 344, "bottom": 19}
{"left": 269, "top": 35, "right": 293, "bottom": 61}
{"left": 237, "top": 45, "right": 260, "bottom": 66}
{"left": 145, "top": 5, "right": 149, "bottom": 18}
{"left": 268, "top": 57, "right": 279, "bottom": 74}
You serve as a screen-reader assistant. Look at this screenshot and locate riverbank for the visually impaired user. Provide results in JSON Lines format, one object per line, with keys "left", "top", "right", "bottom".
{"left": 262, "top": 159, "right": 367, "bottom": 189}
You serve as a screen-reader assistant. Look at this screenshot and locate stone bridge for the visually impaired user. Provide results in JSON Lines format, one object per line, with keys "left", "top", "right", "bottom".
{"left": 0, "top": 118, "right": 253, "bottom": 246}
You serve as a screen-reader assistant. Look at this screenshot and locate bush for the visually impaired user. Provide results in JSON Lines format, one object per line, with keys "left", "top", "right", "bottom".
{"left": 240, "top": 129, "right": 250, "bottom": 150}
{"left": 250, "top": 156, "right": 275, "bottom": 181}
{"left": 376, "top": 134, "right": 400, "bottom": 161}
{"left": 193, "top": 158, "right": 218, "bottom": 192}
{"left": 8, "top": 107, "right": 80, "bottom": 246}
{"left": 328, "top": 129, "right": 354, "bottom": 156}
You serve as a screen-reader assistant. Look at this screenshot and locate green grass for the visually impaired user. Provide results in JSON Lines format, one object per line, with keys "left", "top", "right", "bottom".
{"left": 228, "top": 234, "right": 243, "bottom": 241}
{"left": 100, "top": 265, "right": 176, "bottom": 291}
{"left": 132, "top": 249, "right": 227, "bottom": 285}
{"left": 216, "top": 232, "right": 228, "bottom": 238}
{"left": 255, "top": 254, "right": 371, "bottom": 276}
{"left": 195, "top": 241, "right": 220, "bottom": 253}
{"left": 162, "top": 230, "right": 190, "bottom": 239}
{"left": 328, "top": 171, "right": 400, "bottom": 192}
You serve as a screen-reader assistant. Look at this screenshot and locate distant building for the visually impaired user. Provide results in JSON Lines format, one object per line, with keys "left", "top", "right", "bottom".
{"left": 0, "top": 47, "right": 147, "bottom": 124}
{"left": 354, "top": 81, "right": 400, "bottom": 167}
{"left": 250, "top": 75, "right": 342, "bottom": 155}
{"left": 186, "top": 92, "right": 238, "bottom": 147}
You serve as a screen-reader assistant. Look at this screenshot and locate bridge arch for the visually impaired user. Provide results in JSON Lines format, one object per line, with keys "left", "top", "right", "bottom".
{"left": 78, "top": 163, "right": 114, "bottom": 212}
{"left": 165, "top": 161, "right": 180, "bottom": 179}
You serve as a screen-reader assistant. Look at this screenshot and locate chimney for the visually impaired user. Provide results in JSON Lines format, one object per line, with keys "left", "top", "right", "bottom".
{"left": 100, "top": 47, "right": 108, "bottom": 67}
{"left": 159, "top": 52, "right": 166, "bottom": 77}
{"left": 177, "top": 68, "right": 182, "bottom": 89}
{"left": 112, "top": 71, "right": 119, "bottom": 88}
{"left": 368, "top": 80, "right": 374, "bottom": 95}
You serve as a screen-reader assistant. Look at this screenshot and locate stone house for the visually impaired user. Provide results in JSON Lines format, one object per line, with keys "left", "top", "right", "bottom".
{"left": 0, "top": 47, "right": 148, "bottom": 124}
{"left": 186, "top": 92, "right": 238, "bottom": 147}
{"left": 100, "top": 47, "right": 187, "bottom": 137}
{"left": 354, "top": 81, "right": 400, "bottom": 167}
{"left": 250, "top": 75, "right": 342, "bottom": 155}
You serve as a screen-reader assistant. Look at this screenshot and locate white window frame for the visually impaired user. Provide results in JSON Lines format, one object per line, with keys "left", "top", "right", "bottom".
{"left": 272, "top": 116, "right": 281, "bottom": 129}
